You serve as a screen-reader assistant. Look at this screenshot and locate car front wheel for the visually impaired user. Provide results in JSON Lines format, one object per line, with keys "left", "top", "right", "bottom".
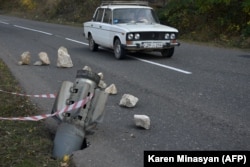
{"left": 161, "top": 48, "right": 174, "bottom": 58}
{"left": 89, "top": 34, "right": 98, "bottom": 51}
{"left": 114, "top": 38, "right": 126, "bottom": 59}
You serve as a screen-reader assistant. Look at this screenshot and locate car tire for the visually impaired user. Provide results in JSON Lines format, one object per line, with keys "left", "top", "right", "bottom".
{"left": 114, "top": 38, "right": 126, "bottom": 59}
{"left": 161, "top": 48, "right": 175, "bottom": 58}
{"left": 89, "top": 34, "right": 98, "bottom": 51}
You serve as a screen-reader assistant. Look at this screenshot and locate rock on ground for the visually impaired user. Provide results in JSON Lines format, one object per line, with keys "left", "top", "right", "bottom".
{"left": 134, "top": 114, "right": 150, "bottom": 129}
{"left": 82, "top": 65, "right": 92, "bottom": 71}
{"left": 57, "top": 46, "right": 73, "bottom": 68}
{"left": 97, "top": 72, "right": 107, "bottom": 89}
{"left": 98, "top": 72, "right": 104, "bottom": 80}
{"left": 105, "top": 84, "right": 117, "bottom": 94}
{"left": 119, "top": 94, "right": 138, "bottom": 107}
{"left": 38, "top": 52, "right": 50, "bottom": 65}
{"left": 33, "top": 61, "right": 43, "bottom": 66}
{"left": 98, "top": 80, "right": 107, "bottom": 89}
{"left": 18, "top": 51, "right": 31, "bottom": 65}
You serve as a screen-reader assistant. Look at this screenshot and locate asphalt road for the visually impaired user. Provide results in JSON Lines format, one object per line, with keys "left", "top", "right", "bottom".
{"left": 0, "top": 15, "right": 250, "bottom": 167}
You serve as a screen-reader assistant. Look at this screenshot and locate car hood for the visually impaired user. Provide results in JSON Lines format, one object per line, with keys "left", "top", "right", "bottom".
{"left": 116, "top": 23, "right": 178, "bottom": 32}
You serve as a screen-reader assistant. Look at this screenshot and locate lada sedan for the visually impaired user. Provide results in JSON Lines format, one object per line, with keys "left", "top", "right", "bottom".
{"left": 83, "top": 1, "right": 180, "bottom": 59}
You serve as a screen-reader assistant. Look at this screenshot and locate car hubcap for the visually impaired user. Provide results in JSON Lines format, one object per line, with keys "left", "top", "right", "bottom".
{"left": 115, "top": 41, "right": 120, "bottom": 56}
{"left": 89, "top": 39, "right": 93, "bottom": 49}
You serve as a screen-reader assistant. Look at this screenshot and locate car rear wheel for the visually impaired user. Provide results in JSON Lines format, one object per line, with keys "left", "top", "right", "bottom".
{"left": 161, "top": 48, "right": 174, "bottom": 58}
{"left": 114, "top": 38, "right": 126, "bottom": 59}
{"left": 89, "top": 34, "right": 98, "bottom": 51}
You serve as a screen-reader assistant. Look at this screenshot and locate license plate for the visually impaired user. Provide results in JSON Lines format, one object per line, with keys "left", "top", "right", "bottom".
{"left": 142, "top": 42, "right": 163, "bottom": 48}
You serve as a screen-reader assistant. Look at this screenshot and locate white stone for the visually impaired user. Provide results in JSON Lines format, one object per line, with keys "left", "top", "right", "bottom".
{"left": 20, "top": 51, "right": 31, "bottom": 65}
{"left": 57, "top": 46, "right": 73, "bottom": 68}
{"left": 130, "top": 133, "right": 135, "bottom": 138}
{"left": 82, "top": 65, "right": 92, "bottom": 71}
{"left": 98, "top": 80, "right": 107, "bottom": 89}
{"left": 98, "top": 72, "right": 104, "bottom": 80}
{"left": 105, "top": 84, "right": 117, "bottom": 94}
{"left": 18, "top": 61, "right": 23, "bottom": 65}
{"left": 134, "top": 114, "right": 150, "bottom": 129}
{"left": 33, "top": 61, "right": 43, "bottom": 66}
{"left": 38, "top": 52, "right": 50, "bottom": 65}
{"left": 119, "top": 94, "right": 138, "bottom": 107}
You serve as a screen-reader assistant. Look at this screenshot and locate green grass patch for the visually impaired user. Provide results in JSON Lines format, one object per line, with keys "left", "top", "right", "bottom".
{"left": 0, "top": 59, "right": 61, "bottom": 167}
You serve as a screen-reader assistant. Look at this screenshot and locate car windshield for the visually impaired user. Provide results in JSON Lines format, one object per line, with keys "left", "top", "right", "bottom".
{"left": 113, "top": 8, "right": 160, "bottom": 24}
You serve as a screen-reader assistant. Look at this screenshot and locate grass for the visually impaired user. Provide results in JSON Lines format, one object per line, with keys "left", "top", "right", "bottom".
{"left": 0, "top": 59, "right": 62, "bottom": 167}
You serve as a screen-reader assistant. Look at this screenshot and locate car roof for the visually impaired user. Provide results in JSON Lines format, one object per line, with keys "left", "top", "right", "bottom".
{"left": 100, "top": 5, "right": 152, "bottom": 10}
{"left": 99, "top": 1, "right": 151, "bottom": 10}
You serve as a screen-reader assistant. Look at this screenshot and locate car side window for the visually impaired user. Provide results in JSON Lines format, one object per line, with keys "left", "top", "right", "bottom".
{"left": 103, "top": 9, "right": 112, "bottom": 24}
{"left": 94, "top": 8, "right": 104, "bottom": 22}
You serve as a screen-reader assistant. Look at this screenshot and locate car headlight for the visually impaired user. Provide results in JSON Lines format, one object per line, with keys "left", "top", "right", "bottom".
{"left": 128, "top": 33, "right": 134, "bottom": 40}
{"left": 135, "top": 33, "right": 140, "bottom": 40}
{"left": 170, "top": 33, "right": 176, "bottom": 39}
{"left": 165, "top": 33, "right": 170, "bottom": 39}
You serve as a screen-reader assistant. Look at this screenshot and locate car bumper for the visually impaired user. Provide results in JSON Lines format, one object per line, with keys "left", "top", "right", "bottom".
{"left": 123, "top": 41, "right": 180, "bottom": 51}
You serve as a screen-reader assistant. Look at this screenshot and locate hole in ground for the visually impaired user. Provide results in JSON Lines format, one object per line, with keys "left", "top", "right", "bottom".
{"left": 81, "top": 138, "right": 89, "bottom": 150}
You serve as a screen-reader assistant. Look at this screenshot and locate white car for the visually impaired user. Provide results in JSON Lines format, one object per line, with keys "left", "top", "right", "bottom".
{"left": 83, "top": 1, "right": 180, "bottom": 59}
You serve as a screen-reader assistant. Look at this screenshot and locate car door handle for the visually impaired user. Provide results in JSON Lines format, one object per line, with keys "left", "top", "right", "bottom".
{"left": 91, "top": 24, "right": 93, "bottom": 27}
{"left": 99, "top": 26, "right": 102, "bottom": 28}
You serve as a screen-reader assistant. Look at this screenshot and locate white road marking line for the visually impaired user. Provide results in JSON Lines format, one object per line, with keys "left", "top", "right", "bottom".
{"left": 127, "top": 55, "right": 192, "bottom": 74}
{"left": 14, "top": 25, "right": 53, "bottom": 35}
{"left": 0, "top": 21, "right": 9, "bottom": 25}
{"left": 65, "top": 38, "right": 88, "bottom": 45}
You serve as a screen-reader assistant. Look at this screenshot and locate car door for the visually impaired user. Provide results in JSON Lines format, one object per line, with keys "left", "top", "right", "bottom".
{"left": 91, "top": 8, "right": 104, "bottom": 45}
{"left": 97, "top": 8, "right": 113, "bottom": 48}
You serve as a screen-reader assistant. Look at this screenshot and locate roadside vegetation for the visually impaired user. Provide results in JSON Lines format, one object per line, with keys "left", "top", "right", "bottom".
{"left": 157, "top": 0, "right": 250, "bottom": 48}
{"left": 0, "top": 0, "right": 249, "bottom": 48}
{"left": 0, "top": 59, "right": 61, "bottom": 167}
